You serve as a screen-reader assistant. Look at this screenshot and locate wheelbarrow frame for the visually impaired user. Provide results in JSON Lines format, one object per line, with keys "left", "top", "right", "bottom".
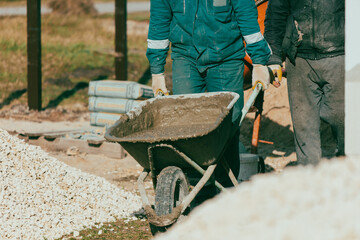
{"left": 140, "top": 0, "right": 270, "bottom": 228}
{"left": 134, "top": 84, "right": 264, "bottom": 227}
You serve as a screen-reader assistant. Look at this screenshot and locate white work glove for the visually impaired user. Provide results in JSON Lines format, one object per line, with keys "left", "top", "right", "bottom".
{"left": 152, "top": 73, "right": 169, "bottom": 97}
{"left": 252, "top": 64, "right": 270, "bottom": 90}
{"left": 268, "top": 64, "right": 283, "bottom": 88}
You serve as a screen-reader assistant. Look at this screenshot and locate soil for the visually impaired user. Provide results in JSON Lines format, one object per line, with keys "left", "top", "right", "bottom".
{"left": 0, "top": 103, "right": 151, "bottom": 192}
{"left": 0, "top": 80, "right": 296, "bottom": 202}
{"left": 0, "top": 102, "right": 90, "bottom": 122}
{"left": 0, "top": 78, "right": 338, "bottom": 188}
{"left": 49, "top": 152, "right": 149, "bottom": 194}
{"left": 0, "top": 77, "right": 338, "bottom": 239}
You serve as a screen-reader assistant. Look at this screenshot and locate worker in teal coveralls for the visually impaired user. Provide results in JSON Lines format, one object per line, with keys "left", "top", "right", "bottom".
{"left": 146, "top": 0, "right": 272, "bottom": 191}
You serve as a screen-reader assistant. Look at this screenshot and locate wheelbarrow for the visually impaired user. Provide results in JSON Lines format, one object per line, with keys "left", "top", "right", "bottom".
{"left": 105, "top": 84, "right": 263, "bottom": 233}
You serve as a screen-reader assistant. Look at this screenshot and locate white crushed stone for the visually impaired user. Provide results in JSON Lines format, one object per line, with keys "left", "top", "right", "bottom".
{"left": 156, "top": 157, "right": 360, "bottom": 240}
{"left": 0, "top": 129, "right": 142, "bottom": 240}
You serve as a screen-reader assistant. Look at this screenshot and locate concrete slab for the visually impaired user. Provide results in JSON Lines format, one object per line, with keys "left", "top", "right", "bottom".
{"left": 0, "top": 118, "right": 94, "bottom": 134}
{"left": 0, "top": 118, "right": 125, "bottom": 159}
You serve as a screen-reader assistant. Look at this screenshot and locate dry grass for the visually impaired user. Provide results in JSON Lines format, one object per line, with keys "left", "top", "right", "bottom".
{"left": 0, "top": 16, "right": 27, "bottom": 103}
{"left": 0, "top": 3, "right": 158, "bottom": 239}
{"left": 0, "top": 7, "right": 156, "bottom": 238}
{"left": 0, "top": 0, "right": 149, "bottom": 7}
{"left": 0, "top": 12, "right": 153, "bottom": 109}
{"left": 48, "top": 0, "right": 97, "bottom": 15}
{"left": 58, "top": 219, "right": 153, "bottom": 240}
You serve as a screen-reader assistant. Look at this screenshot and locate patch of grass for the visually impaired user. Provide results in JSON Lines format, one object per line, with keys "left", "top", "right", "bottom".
{"left": 0, "top": 39, "right": 27, "bottom": 53}
{"left": 58, "top": 219, "right": 153, "bottom": 240}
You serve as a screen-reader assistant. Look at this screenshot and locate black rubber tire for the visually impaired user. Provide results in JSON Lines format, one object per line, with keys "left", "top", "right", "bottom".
{"left": 150, "top": 166, "right": 189, "bottom": 235}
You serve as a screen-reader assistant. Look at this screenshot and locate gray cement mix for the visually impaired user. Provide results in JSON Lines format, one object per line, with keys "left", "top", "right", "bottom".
{"left": 108, "top": 94, "right": 233, "bottom": 143}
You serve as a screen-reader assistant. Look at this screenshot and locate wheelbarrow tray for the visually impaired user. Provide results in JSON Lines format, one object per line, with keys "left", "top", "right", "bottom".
{"left": 105, "top": 92, "right": 240, "bottom": 170}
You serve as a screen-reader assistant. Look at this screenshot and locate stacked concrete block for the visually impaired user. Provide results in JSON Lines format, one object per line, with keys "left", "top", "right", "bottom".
{"left": 88, "top": 80, "right": 154, "bottom": 127}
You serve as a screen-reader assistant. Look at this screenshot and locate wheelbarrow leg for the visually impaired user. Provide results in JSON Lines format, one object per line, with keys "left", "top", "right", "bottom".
{"left": 178, "top": 164, "right": 217, "bottom": 213}
{"left": 221, "top": 160, "right": 239, "bottom": 188}
{"left": 137, "top": 170, "right": 151, "bottom": 208}
{"left": 148, "top": 147, "right": 157, "bottom": 190}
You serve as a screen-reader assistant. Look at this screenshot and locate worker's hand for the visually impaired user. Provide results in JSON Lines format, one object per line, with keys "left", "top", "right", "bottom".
{"left": 252, "top": 64, "right": 270, "bottom": 90}
{"left": 268, "top": 64, "right": 282, "bottom": 88}
{"left": 152, "top": 73, "right": 169, "bottom": 97}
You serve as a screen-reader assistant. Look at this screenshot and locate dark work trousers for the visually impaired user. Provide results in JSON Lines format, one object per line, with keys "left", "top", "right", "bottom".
{"left": 286, "top": 55, "right": 345, "bottom": 165}
{"left": 172, "top": 57, "right": 244, "bottom": 191}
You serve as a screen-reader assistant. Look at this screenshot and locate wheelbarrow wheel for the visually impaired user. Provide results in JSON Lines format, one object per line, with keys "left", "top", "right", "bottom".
{"left": 150, "top": 166, "right": 190, "bottom": 235}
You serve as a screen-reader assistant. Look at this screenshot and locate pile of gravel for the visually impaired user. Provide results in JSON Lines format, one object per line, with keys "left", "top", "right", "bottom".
{"left": 0, "top": 129, "right": 142, "bottom": 240}
{"left": 156, "top": 157, "right": 360, "bottom": 240}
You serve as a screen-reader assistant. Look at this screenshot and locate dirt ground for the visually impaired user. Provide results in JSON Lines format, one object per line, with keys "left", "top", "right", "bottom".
{"left": 0, "top": 77, "right": 340, "bottom": 240}
{"left": 0, "top": 76, "right": 339, "bottom": 187}
{"left": 0, "top": 104, "right": 155, "bottom": 197}
{"left": 0, "top": 80, "right": 298, "bottom": 185}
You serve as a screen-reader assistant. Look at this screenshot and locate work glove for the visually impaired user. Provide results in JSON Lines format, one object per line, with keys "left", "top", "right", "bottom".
{"left": 152, "top": 73, "right": 169, "bottom": 97}
{"left": 252, "top": 64, "right": 270, "bottom": 90}
{"left": 268, "top": 64, "right": 283, "bottom": 88}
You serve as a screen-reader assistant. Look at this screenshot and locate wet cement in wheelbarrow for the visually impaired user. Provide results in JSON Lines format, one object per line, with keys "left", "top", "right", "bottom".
{"left": 124, "top": 124, "right": 215, "bottom": 140}
{"left": 110, "top": 94, "right": 234, "bottom": 143}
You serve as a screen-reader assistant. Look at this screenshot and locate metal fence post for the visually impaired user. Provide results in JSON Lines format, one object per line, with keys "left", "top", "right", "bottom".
{"left": 27, "top": 0, "right": 42, "bottom": 110}
{"left": 115, "top": 0, "right": 127, "bottom": 80}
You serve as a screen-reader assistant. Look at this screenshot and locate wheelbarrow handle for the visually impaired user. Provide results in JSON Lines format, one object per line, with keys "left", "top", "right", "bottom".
{"left": 239, "top": 82, "right": 263, "bottom": 126}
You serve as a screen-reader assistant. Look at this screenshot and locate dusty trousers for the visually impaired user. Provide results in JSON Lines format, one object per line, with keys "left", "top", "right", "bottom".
{"left": 172, "top": 57, "right": 244, "bottom": 187}
{"left": 286, "top": 55, "right": 345, "bottom": 165}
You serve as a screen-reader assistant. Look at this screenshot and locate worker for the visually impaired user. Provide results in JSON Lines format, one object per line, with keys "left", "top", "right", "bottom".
{"left": 264, "top": 0, "right": 345, "bottom": 165}
{"left": 146, "top": 0, "right": 272, "bottom": 188}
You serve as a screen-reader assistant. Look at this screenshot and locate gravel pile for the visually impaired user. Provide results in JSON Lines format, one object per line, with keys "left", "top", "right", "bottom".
{"left": 156, "top": 157, "right": 360, "bottom": 240}
{"left": 0, "top": 129, "right": 142, "bottom": 240}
